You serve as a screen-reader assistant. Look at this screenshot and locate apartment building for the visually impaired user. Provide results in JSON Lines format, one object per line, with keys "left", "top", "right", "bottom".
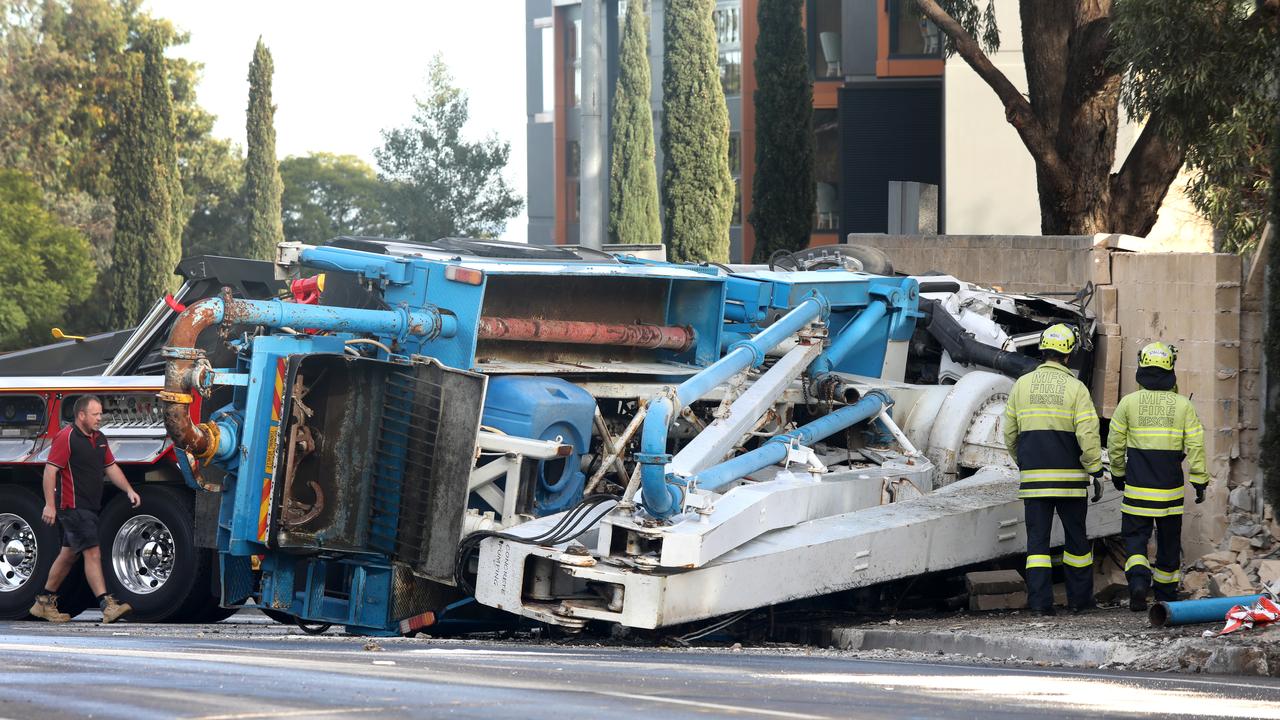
{"left": 525, "top": 1, "right": 971, "bottom": 262}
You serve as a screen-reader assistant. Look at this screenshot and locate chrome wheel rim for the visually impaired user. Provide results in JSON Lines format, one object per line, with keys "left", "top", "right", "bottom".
{"left": 0, "top": 513, "right": 38, "bottom": 593}
{"left": 112, "top": 515, "right": 175, "bottom": 595}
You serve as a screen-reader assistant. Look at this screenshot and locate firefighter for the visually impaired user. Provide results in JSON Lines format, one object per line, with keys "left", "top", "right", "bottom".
{"left": 1107, "top": 341, "right": 1207, "bottom": 611}
{"left": 1003, "top": 324, "right": 1104, "bottom": 616}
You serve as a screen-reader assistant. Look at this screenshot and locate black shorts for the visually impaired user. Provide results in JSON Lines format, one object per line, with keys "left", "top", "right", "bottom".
{"left": 57, "top": 508, "right": 100, "bottom": 553}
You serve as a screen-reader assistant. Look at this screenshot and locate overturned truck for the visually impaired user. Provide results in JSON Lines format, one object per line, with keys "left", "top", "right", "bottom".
{"left": 166, "top": 237, "right": 1123, "bottom": 634}
{"left": 1, "top": 238, "right": 1117, "bottom": 632}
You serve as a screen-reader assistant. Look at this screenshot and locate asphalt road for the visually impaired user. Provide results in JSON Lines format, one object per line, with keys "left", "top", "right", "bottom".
{"left": 3, "top": 614, "right": 1280, "bottom": 720}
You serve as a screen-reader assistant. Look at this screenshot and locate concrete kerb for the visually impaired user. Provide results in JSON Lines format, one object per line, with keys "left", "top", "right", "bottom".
{"left": 806, "top": 619, "right": 1280, "bottom": 676}
{"left": 826, "top": 627, "right": 1143, "bottom": 667}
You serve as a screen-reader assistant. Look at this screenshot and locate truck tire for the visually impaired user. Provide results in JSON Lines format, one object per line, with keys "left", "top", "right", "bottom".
{"left": 98, "top": 485, "right": 209, "bottom": 622}
{"left": 775, "top": 245, "right": 895, "bottom": 276}
{"left": 175, "top": 550, "right": 236, "bottom": 624}
{"left": 0, "top": 485, "right": 58, "bottom": 619}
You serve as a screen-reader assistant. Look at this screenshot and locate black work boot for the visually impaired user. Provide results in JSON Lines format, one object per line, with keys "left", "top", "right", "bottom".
{"left": 1129, "top": 587, "right": 1148, "bottom": 612}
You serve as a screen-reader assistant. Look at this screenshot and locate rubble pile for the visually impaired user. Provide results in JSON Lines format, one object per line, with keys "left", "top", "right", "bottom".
{"left": 1189, "top": 501, "right": 1280, "bottom": 598}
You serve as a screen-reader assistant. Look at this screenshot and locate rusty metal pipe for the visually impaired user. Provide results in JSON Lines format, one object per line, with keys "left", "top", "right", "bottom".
{"left": 160, "top": 298, "right": 224, "bottom": 459}
{"left": 477, "top": 316, "right": 694, "bottom": 352}
{"left": 159, "top": 293, "right": 457, "bottom": 459}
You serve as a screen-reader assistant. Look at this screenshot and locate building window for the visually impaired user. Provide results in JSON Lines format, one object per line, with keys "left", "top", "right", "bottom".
{"left": 567, "top": 16, "right": 583, "bottom": 107}
{"left": 567, "top": 140, "right": 581, "bottom": 223}
{"left": 813, "top": 110, "right": 839, "bottom": 231}
{"left": 728, "top": 131, "right": 742, "bottom": 226}
{"left": 715, "top": 1, "right": 741, "bottom": 97}
{"left": 810, "top": 0, "right": 843, "bottom": 79}
{"left": 888, "top": 0, "right": 942, "bottom": 58}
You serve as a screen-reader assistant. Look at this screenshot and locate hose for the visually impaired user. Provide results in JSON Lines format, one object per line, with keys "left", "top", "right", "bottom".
{"left": 454, "top": 494, "right": 618, "bottom": 596}
{"left": 918, "top": 298, "right": 1039, "bottom": 378}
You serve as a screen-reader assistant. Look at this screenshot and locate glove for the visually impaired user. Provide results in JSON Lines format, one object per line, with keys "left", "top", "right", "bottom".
{"left": 1091, "top": 471, "right": 1104, "bottom": 503}
{"left": 1194, "top": 483, "right": 1206, "bottom": 504}
{"left": 1112, "top": 475, "right": 1125, "bottom": 492}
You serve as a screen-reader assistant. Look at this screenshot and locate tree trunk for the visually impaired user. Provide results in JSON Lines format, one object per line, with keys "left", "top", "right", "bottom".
{"left": 924, "top": 0, "right": 1190, "bottom": 238}
{"left": 1021, "top": 0, "right": 1120, "bottom": 236}
{"left": 1108, "top": 117, "right": 1185, "bottom": 237}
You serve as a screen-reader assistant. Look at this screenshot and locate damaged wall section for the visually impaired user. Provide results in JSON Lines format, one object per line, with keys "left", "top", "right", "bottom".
{"left": 858, "top": 233, "right": 1277, "bottom": 592}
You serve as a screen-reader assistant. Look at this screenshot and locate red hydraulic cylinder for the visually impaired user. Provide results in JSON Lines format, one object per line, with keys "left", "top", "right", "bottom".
{"left": 477, "top": 316, "right": 695, "bottom": 352}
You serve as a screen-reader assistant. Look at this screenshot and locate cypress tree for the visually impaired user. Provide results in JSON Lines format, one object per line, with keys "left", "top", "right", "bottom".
{"left": 108, "top": 33, "right": 180, "bottom": 327}
{"left": 243, "top": 38, "right": 285, "bottom": 261}
{"left": 749, "top": 0, "right": 814, "bottom": 262}
{"left": 608, "top": 0, "right": 660, "bottom": 245}
{"left": 661, "top": 0, "right": 733, "bottom": 263}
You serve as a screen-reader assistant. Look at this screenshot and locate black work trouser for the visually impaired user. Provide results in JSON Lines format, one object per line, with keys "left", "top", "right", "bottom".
{"left": 1024, "top": 497, "right": 1093, "bottom": 610}
{"left": 1121, "top": 512, "right": 1183, "bottom": 602}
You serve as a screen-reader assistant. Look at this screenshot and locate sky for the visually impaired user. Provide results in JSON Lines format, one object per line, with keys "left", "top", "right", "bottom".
{"left": 145, "top": 0, "right": 529, "bottom": 242}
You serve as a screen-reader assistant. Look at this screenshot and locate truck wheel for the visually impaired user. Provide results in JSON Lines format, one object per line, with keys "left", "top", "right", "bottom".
{"left": 776, "top": 245, "right": 895, "bottom": 276}
{"left": 99, "top": 485, "right": 207, "bottom": 622}
{"left": 0, "top": 485, "right": 58, "bottom": 620}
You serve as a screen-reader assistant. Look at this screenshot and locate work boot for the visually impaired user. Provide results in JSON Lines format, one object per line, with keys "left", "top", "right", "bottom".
{"left": 99, "top": 594, "right": 131, "bottom": 624}
{"left": 1129, "top": 588, "right": 1148, "bottom": 613}
{"left": 1069, "top": 602, "right": 1097, "bottom": 615}
{"left": 1031, "top": 606, "right": 1056, "bottom": 617}
{"left": 29, "top": 593, "right": 71, "bottom": 623}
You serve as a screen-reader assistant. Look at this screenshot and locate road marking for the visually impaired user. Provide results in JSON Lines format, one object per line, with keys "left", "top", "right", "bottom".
{"left": 590, "top": 690, "right": 829, "bottom": 719}
{"left": 409, "top": 648, "right": 594, "bottom": 658}
{"left": 0, "top": 642, "right": 830, "bottom": 719}
{"left": 848, "top": 655, "right": 1280, "bottom": 693}
{"left": 193, "top": 709, "right": 387, "bottom": 720}
{"left": 751, "top": 671, "right": 1280, "bottom": 719}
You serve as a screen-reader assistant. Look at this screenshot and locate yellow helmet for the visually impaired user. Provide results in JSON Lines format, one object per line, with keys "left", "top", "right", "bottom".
{"left": 1038, "top": 324, "right": 1078, "bottom": 355}
{"left": 1138, "top": 341, "right": 1177, "bottom": 371}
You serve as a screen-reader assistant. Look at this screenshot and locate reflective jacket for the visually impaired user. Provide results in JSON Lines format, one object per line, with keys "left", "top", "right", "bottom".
{"left": 1107, "top": 389, "right": 1207, "bottom": 517}
{"left": 1002, "top": 361, "right": 1103, "bottom": 499}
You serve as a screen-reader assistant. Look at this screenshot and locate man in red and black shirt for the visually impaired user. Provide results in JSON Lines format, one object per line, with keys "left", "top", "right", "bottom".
{"left": 30, "top": 395, "right": 140, "bottom": 623}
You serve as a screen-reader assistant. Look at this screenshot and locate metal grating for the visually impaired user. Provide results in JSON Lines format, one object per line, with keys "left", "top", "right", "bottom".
{"left": 367, "top": 368, "right": 443, "bottom": 559}
{"left": 220, "top": 554, "right": 255, "bottom": 606}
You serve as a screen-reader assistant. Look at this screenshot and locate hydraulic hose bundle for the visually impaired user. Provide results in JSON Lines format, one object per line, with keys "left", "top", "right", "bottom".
{"left": 454, "top": 494, "right": 618, "bottom": 596}
{"left": 918, "top": 298, "right": 1039, "bottom": 378}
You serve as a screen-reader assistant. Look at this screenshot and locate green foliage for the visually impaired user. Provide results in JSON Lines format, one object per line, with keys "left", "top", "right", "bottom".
{"left": 608, "top": 0, "right": 660, "bottom": 245}
{"left": 661, "top": 0, "right": 733, "bottom": 263}
{"left": 0, "top": 170, "right": 96, "bottom": 350}
{"left": 108, "top": 33, "right": 179, "bottom": 328}
{"left": 181, "top": 134, "right": 244, "bottom": 258}
{"left": 0, "top": 0, "right": 130, "bottom": 197}
{"left": 1, "top": 0, "right": 247, "bottom": 334}
{"left": 242, "top": 38, "right": 284, "bottom": 260}
{"left": 281, "top": 153, "right": 391, "bottom": 245}
{"left": 748, "top": 0, "right": 814, "bottom": 262}
{"left": 930, "top": 0, "right": 999, "bottom": 55}
{"left": 1113, "top": 0, "right": 1277, "bottom": 253}
{"left": 375, "top": 55, "right": 523, "bottom": 243}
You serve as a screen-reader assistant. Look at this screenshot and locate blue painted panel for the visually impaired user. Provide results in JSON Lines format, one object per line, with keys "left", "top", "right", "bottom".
{"left": 481, "top": 376, "right": 596, "bottom": 515}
